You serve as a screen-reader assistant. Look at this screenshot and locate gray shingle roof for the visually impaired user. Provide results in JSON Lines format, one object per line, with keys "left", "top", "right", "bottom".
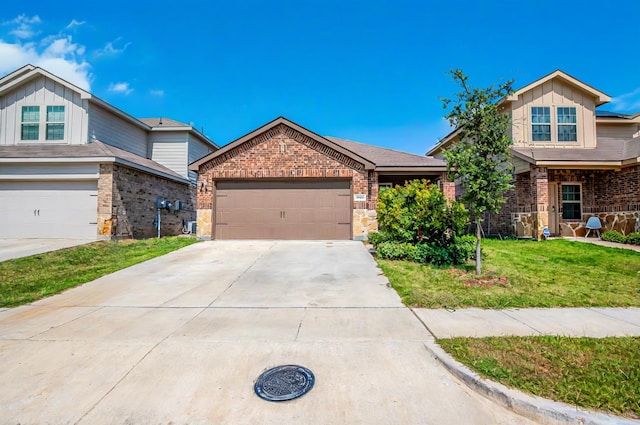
{"left": 511, "top": 137, "right": 639, "bottom": 162}
{"left": 325, "top": 137, "right": 446, "bottom": 168}
{"left": 0, "top": 141, "right": 187, "bottom": 182}
{"left": 139, "top": 117, "right": 191, "bottom": 127}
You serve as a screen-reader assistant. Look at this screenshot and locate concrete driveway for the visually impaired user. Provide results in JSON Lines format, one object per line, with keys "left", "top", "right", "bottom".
{"left": 0, "top": 241, "right": 534, "bottom": 424}
{"left": 0, "top": 238, "right": 95, "bottom": 262}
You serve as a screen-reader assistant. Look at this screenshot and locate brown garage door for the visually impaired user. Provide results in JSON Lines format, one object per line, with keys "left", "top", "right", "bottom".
{"left": 215, "top": 180, "right": 352, "bottom": 240}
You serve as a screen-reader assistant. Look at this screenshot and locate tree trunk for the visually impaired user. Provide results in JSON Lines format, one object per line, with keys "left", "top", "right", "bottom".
{"left": 475, "top": 218, "right": 482, "bottom": 275}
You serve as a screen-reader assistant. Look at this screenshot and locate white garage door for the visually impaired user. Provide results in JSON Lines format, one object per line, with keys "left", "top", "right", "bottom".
{"left": 0, "top": 181, "right": 98, "bottom": 239}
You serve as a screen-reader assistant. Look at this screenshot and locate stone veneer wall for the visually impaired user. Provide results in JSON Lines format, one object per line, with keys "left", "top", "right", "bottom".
{"left": 560, "top": 212, "right": 639, "bottom": 237}
{"left": 195, "top": 124, "right": 372, "bottom": 240}
{"left": 98, "top": 164, "right": 195, "bottom": 239}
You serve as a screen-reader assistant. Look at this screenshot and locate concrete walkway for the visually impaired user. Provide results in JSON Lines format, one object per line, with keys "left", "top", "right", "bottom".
{"left": 0, "top": 241, "right": 536, "bottom": 425}
{"left": 414, "top": 307, "right": 640, "bottom": 338}
{"left": 563, "top": 237, "right": 640, "bottom": 253}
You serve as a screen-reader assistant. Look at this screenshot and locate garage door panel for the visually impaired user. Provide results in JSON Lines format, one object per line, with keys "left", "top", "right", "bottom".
{"left": 214, "top": 180, "right": 351, "bottom": 240}
{"left": 0, "top": 181, "right": 98, "bottom": 239}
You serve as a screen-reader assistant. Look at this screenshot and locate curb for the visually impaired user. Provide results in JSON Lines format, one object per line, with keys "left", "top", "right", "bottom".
{"left": 424, "top": 340, "right": 640, "bottom": 425}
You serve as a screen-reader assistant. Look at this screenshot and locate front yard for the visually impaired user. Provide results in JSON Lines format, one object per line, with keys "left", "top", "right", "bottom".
{"left": 378, "top": 238, "right": 640, "bottom": 309}
{"left": 377, "top": 238, "right": 640, "bottom": 419}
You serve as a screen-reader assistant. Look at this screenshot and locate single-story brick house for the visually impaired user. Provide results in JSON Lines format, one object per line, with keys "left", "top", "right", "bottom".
{"left": 427, "top": 70, "right": 640, "bottom": 239}
{"left": 190, "top": 116, "right": 451, "bottom": 240}
{"left": 0, "top": 65, "right": 218, "bottom": 239}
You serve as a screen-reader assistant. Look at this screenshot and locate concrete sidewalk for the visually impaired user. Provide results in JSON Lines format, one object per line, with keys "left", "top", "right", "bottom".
{"left": 414, "top": 307, "right": 640, "bottom": 338}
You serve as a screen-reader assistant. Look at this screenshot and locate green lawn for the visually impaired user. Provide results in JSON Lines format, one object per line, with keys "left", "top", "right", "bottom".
{"left": 377, "top": 239, "right": 640, "bottom": 309}
{"left": 439, "top": 336, "right": 640, "bottom": 419}
{"left": 0, "top": 237, "right": 199, "bottom": 307}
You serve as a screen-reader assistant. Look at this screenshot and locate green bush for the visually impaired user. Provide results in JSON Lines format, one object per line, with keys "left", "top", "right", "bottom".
{"left": 409, "top": 235, "right": 476, "bottom": 266}
{"left": 376, "top": 242, "right": 417, "bottom": 260}
{"left": 625, "top": 232, "right": 640, "bottom": 245}
{"left": 367, "top": 231, "right": 390, "bottom": 248}
{"left": 376, "top": 179, "right": 469, "bottom": 246}
{"left": 601, "top": 231, "right": 627, "bottom": 244}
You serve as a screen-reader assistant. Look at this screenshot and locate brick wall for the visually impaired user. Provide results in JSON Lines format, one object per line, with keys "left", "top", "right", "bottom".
{"left": 98, "top": 163, "right": 195, "bottom": 239}
{"left": 195, "top": 124, "right": 371, "bottom": 239}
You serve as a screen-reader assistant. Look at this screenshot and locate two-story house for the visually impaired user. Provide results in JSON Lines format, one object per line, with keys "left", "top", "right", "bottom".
{"left": 428, "top": 70, "right": 640, "bottom": 239}
{"left": 0, "top": 65, "right": 218, "bottom": 240}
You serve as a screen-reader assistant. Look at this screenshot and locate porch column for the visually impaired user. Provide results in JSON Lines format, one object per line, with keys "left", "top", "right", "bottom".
{"left": 531, "top": 166, "right": 549, "bottom": 239}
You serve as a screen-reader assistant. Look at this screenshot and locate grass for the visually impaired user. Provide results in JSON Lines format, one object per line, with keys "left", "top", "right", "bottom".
{"left": 377, "top": 239, "right": 640, "bottom": 308}
{"left": 438, "top": 336, "right": 640, "bottom": 419}
{"left": 0, "top": 237, "right": 199, "bottom": 307}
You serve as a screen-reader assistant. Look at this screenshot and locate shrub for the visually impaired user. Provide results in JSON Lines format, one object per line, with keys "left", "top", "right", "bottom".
{"left": 625, "top": 232, "right": 640, "bottom": 245}
{"left": 367, "top": 231, "right": 390, "bottom": 248}
{"left": 601, "top": 231, "right": 627, "bottom": 244}
{"left": 411, "top": 235, "right": 476, "bottom": 266}
{"left": 376, "top": 179, "right": 469, "bottom": 246}
{"left": 376, "top": 242, "right": 417, "bottom": 260}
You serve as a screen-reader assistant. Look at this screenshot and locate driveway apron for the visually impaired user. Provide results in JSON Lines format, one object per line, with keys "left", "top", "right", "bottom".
{"left": 0, "top": 241, "right": 535, "bottom": 424}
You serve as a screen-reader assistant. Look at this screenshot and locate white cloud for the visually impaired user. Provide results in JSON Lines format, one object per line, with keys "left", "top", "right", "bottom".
{"left": 610, "top": 87, "right": 640, "bottom": 112}
{"left": 4, "top": 15, "right": 41, "bottom": 39}
{"left": 108, "top": 82, "right": 133, "bottom": 95}
{"left": 149, "top": 89, "right": 165, "bottom": 96}
{"left": 0, "top": 15, "right": 91, "bottom": 90}
{"left": 65, "top": 19, "right": 85, "bottom": 30}
{"left": 94, "top": 38, "right": 131, "bottom": 57}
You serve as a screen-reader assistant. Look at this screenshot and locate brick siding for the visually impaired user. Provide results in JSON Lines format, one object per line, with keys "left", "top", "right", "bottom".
{"left": 98, "top": 163, "right": 195, "bottom": 239}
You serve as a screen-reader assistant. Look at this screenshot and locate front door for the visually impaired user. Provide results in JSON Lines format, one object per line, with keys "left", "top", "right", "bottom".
{"left": 548, "top": 182, "right": 558, "bottom": 235}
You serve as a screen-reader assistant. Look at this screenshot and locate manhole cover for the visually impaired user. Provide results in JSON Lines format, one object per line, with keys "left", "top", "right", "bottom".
{"left": 254, "top": 365, "right": 315, "bottom": 402}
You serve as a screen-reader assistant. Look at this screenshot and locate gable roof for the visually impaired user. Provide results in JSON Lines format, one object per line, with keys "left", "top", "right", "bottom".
{"left": 503, "top": 69, "right": 611, "bottom": 106}
{"left": 190, "top": 116, "right": 376, "bottom": 171}
{"left": 0, "top": 141, "right": 189, "bottom": 183}
{"left": 0, "top": 65, "right": 218, "bottom": 149}
{"left": 325, "top": 137, "right": 446, "bottom": 171}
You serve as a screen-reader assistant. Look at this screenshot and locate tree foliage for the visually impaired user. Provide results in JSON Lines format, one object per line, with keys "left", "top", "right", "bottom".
{"left": 441, "top": 69, "right": 515, "bottom": 274}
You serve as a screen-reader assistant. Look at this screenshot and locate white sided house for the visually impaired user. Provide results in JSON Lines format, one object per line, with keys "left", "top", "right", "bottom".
{"left": 0, "top": 65, "right": 217, "bottom": 239}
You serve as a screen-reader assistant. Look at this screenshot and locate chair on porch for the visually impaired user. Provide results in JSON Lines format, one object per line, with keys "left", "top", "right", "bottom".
{"left": 585, "top": 216, "right": 602, "bottom": 238}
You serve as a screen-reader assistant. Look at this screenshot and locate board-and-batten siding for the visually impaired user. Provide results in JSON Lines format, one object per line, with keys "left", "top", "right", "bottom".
{"left": 510, "top": 79, "right": 597, "bottom": 148}
{"left": 149, "top": 132, "right": 188, "bottom": 179}
{"left": 188, "top": 135, "right": 214, "bottom": 184}
{"left": 89, "top": 105, "right": 147, "bottom": 157}
{"left": 0, "top": 76, "right": 88, "bottom": 145}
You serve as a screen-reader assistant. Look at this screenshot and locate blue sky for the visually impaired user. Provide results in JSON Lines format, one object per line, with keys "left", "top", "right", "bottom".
{"left": 1, "top": 0, "right": 639, "bottom": 154}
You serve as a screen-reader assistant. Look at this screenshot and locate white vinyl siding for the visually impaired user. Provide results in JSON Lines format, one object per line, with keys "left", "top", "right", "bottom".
{"left": 0, "top": 76, "right": 87, "bottom": 145}
{"left": 149, "top": 132, "right": 188, "bottom": 178}
{"left": 88, "top": 105, "right": 147, "bottom": 157}
{"left": 188, "top": 134, "right": 215, "bottom": 184}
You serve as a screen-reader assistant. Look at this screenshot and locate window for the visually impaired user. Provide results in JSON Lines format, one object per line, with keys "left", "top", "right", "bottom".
{"left": 19, "top": 105, "right": 65, "bottom": 142}
{"left": 531, "top": 107, "right": 551, "bottom": 141}
{"left": 561, "top": 184, "right": 581, "bottom": 220}
{"left": 557, "top": 107, "right": 577, "bottom": 142}
{"left": 46, "top": 106, "right": 65, "bottom": 140}
{"left": 21, "top": 106, "right": 40, "bottom": 140}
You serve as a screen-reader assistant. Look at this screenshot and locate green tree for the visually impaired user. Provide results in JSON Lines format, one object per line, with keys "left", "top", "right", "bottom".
{"left": 441, "top": 69, "right": 514, "bottom": 274}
